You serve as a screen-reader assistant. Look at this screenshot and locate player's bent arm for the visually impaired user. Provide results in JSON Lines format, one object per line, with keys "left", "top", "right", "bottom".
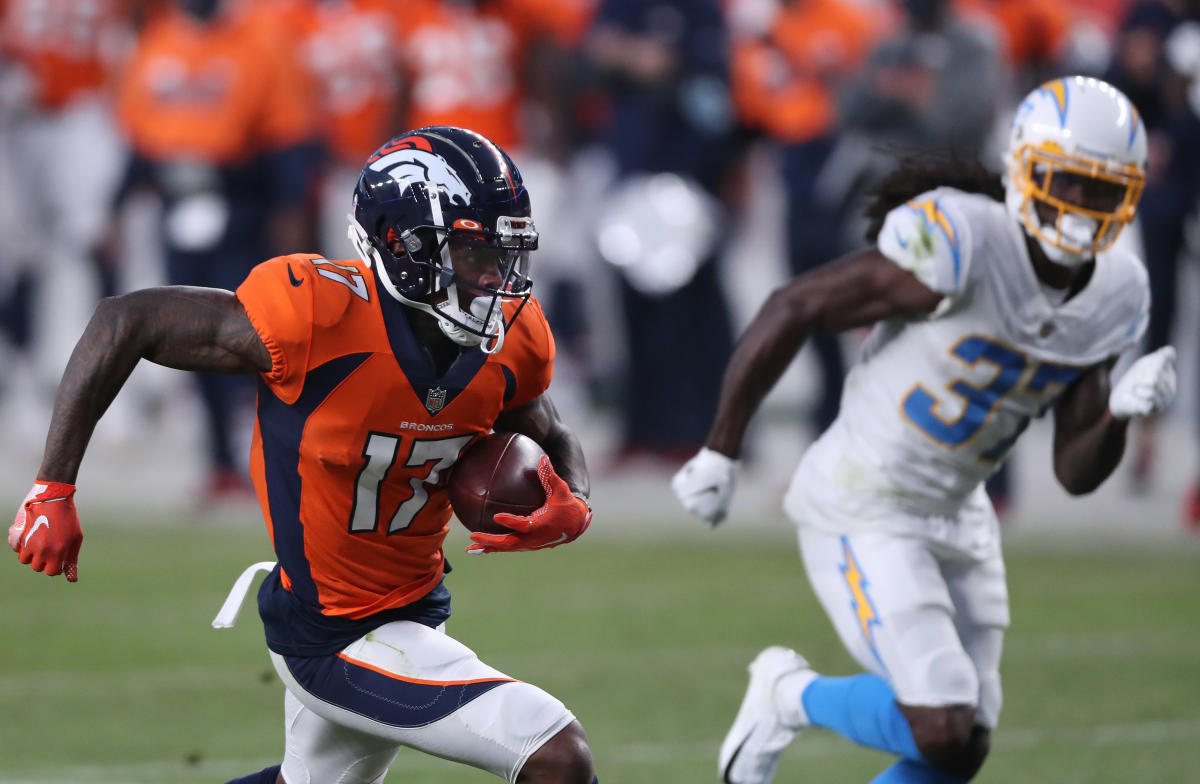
{"left": 492, "top": 393, "right": 590, "bottom": 499}
{"left": 705, "top": 249, "right": 944, "bottom": 457}
{"left": 467, "top": 393, "right": 593, "bottom": 554}
{"left": 1051, "top": 361, "right": 1127, "bottom": 495}
{"left": 39, "top": 287, "right": 272, "bottom": 483}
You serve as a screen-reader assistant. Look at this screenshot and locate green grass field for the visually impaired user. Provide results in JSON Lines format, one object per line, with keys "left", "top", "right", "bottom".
{"left": 2, "top": 520, "right": 1198, "bottom": 784}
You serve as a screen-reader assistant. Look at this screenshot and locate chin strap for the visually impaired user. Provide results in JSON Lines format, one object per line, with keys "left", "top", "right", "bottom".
{"left": 434, "top": 292, "right": 506, "bottom": 352}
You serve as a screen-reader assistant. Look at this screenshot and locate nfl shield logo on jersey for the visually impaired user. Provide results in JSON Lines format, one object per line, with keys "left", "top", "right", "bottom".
{"left": 425, "top": 386, "right": 447, "bottom": 414}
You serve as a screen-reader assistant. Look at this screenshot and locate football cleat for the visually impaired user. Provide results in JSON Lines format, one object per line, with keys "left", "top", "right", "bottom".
{"left": 719, "top": 647, "right": 816, "bottom": 784}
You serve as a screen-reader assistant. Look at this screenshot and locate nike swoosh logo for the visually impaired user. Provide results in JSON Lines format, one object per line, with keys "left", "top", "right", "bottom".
{"left": 534, "top": 533, "right": 570, "bottom": 550}
{"left": 894, "top": 228, "right": 909, "bottom": 249}
{"left": 287, "top": 264, "right": 304, "bottom": 287}
{"left": 722, "top": 734, "right": 748, "bottom": 784}
{"left": 23, "top": 515, "right": 49, "bottom": 548}
{"left": 698, "top": 485, "right": 722, "bottom": 496}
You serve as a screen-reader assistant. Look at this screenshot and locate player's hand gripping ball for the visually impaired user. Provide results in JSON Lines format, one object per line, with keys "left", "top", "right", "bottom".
{"left": 447, "top": 432, "right": 591, "bottom": 554}
{"left": 448, "top": 432, "right": 549, "bottom": 535}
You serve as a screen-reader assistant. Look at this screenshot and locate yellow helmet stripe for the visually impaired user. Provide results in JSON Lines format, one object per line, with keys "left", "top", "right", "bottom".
{"left": 1039, "top": 78, "right": 1069, "bottom": 127}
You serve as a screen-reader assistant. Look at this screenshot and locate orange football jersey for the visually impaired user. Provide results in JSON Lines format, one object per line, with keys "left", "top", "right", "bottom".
{"left": 116, "top": 7, "right": 314, "bottom": 163}
{"left": 731, "top": 0, "right": 887, "bottom": 143}
{"left": 236, "top": 254, "right": 554, "bottom": 627}
{"left": 0, "top": 0, "right": 128, "bottom": 109}
{"left": 390, "top": 0, "right": 557, "bottom": 151}
{"left": 251, "top": 0, "right": 405, "bottom": 164}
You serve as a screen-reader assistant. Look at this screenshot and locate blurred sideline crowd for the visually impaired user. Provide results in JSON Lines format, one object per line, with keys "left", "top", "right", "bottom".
{"left": 2, "top": 0, "right": 1199, "bottom": 526}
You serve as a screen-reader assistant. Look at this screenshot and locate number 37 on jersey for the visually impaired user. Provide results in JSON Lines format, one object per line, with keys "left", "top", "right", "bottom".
{"left": 901, "top": 335, "right": 1081, "bottom": 462}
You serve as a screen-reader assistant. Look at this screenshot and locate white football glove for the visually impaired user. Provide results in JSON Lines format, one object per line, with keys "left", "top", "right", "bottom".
{"left": 671, "top": 447, "right": 739, "bottom": 526}
{"left": 1110, "top": 346, "right": 1177, "bottom": 420}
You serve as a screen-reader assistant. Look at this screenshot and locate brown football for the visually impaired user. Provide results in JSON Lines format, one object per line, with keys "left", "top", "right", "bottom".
{"left": 447, "top": 432, "right": 547, "bottom": 534}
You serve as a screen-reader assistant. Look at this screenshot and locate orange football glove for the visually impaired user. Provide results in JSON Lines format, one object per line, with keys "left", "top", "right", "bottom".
{"left": 9, "top": 481, "right": 82, "bottom": 582}
{"left": 467, "top": 456, "right": 591, "bottom": 554}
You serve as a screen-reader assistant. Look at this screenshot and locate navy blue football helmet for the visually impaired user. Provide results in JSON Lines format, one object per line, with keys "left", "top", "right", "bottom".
{"left": 348, "top": 126, "right": 538, "bottom": 352}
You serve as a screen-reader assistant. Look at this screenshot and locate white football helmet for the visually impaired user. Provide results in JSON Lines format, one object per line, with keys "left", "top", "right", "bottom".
{"left": 1004, "top": 76, "right": 1147, "bottom": 266}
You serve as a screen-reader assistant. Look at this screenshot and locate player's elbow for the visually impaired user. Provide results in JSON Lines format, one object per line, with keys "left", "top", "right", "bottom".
{"left": 766, "top": 281, "right": 825, "bottom": 334}
{"left": 88, "top": 292, "right": 155, "bottom": 353}
{"left": 1054, "top": 461, "right": 1104, "bottom": 496}
{"left": 1058, "top": 476, "right": 1098, "bottom": 496}
{"left": 90, "top": 293, "right": 138, "bottom": 336}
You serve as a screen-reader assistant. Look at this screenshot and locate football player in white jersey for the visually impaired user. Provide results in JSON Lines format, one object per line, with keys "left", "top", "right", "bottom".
{"left": 672, "top": 76, "right": 1178, "bottom": 784}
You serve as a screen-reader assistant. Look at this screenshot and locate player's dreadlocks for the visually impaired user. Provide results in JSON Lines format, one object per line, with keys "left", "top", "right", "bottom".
{"left": 862, "top": 152, "right": 1003, "bottom": 243}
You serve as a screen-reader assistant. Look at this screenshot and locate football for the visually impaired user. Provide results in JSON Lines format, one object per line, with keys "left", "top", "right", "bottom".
{"left": 447, "top": 432, "right": 547, "bottom": 534}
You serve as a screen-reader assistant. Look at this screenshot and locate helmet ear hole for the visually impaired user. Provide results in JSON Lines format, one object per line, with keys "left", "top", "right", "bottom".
{"left": 414, "top": 227, "right": 440, "bottom": 254}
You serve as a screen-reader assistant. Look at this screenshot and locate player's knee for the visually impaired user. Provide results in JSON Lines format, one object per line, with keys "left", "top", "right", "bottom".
{"left": 903, "top": 706, "right": 990, "bottom": 780}
{"left": 517, "top": 721, "right": 594, "bottom": 784}
{"left": 975, "top": 666, "right": 1003, "bottom": 730}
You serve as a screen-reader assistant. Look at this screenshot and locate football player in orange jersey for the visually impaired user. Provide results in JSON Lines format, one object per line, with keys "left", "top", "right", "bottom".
{"left": 9, "top": 126, "right": 598, "bottom": 784}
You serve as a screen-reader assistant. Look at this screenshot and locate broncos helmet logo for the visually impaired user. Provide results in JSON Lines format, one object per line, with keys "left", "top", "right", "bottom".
{"left": 368, "top": 148, "right": 473, "bottom": 206}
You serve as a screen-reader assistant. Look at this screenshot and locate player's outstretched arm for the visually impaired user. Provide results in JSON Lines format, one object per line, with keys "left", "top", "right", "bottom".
{"left": 673, "top": 249, "right": 943, "bottom": 525}
{"left": 10, "top": 286, "right": 271, "bottom": 581}
{"left": 704, "top": 249, "right": 943, "bottom": 458}
{"left": 1053, "top": 347, "right": 1176, "bottom": 495}
{"left": 471, "top": 394, "right": 591, "bottom": 553}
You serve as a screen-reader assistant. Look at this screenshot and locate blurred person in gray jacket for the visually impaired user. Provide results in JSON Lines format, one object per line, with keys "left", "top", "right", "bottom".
{"left": 830, "top": 0, "right": 1003, "bottom": 222}
{"left": 828, "top": 0, "right": 1013, "bottom": 515}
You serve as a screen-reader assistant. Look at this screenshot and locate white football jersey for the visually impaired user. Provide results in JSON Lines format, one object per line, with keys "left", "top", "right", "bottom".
{"left": 785, "top": 187, "right": 1149, "bottom": 546}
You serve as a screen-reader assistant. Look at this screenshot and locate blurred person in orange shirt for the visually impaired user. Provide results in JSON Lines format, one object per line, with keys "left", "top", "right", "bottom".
{"left": 0, "top": 0, "right": 131, "bottom": 439}
{"left": 730, "top": 0, "right": 888, "bottom": 438}
{"left": 387, "top": 0, "right": 600, "bottom": 413}
{"left": 255, "top": 0, "right": 408, "bottom": 260}
{"left": 111, "top": 0, "right": 318, "bottom": 502}
{"left": 391, "top": 0, "right": 592, "bottom": 155}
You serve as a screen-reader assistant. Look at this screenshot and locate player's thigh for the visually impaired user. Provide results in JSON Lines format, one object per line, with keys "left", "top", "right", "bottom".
{"left": 270, "top": 620, "right": 576, "bottom": 784}
{"left": 798, "top": 526, "right": 980, "bottom": 710}
{"left": 942, "top": 553, "right": 1009, "bottom": 728}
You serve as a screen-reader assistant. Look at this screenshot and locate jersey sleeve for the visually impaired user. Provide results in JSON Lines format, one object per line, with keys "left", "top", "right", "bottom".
{"left": 235, "top": 255, "right": 316, "bottom": 404}
{"left": 876, "top": 189, "right": 973, "bottom": 303}
{"left": 502, "top": 296, "right": 556, "bottom": 410}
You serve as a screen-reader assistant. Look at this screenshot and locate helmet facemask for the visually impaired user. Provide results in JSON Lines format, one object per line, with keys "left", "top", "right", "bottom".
{"left": 348, "top": 184, "right": 537, "bottom": 354}
{"left": 1003, "top": 77, "right": 1148, "bottom": 268}
{"left": 1006, "top": 143, "right": 1144, "bottom": 266}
